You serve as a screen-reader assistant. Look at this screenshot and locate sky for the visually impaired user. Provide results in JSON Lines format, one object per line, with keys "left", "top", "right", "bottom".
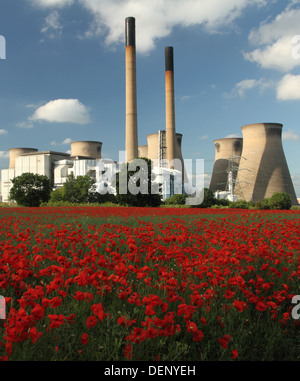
{"left": 0, "top": 0, "right": 300, "bottom": 198}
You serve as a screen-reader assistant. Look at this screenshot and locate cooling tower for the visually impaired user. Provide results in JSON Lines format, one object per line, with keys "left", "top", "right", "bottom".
{"left": 70, "top": 141, "right": 102, "bottom": 159}
{"left": 138, "top": 145, "right": 148, "bottom": 158}
{"left": 165, "top": 46, "right": 176, "bottom": 170}
{"left": 147, "top": 131, "right": 184, "bottom": 173}
{"left": 235, "top": 123, "right": 297, "bottom": 204}
{"left": 209, "top": 138, "right": 243, "bottom": 193}
{"left": 125, "top": 17, "right": 138, "bottom": 162}
{"left": 9, "top": 148, "right": 38, "bottom": 169}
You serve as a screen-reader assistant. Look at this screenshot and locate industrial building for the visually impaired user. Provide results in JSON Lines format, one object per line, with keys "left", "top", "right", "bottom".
{"left": 210, "top": 123, "right": 298, "bottom": 205}
{"left": 0, "top": 17, "right": 298, "bottom": 205}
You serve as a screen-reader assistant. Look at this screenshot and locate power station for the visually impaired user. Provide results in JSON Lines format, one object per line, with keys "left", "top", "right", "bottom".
{"left": 0, "top": 17, "right": 298, "bottom": 205}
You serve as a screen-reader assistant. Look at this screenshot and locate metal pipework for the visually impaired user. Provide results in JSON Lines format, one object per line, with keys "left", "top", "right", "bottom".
{"left": 125, "top": 17, "right": 138, "bottom": 162}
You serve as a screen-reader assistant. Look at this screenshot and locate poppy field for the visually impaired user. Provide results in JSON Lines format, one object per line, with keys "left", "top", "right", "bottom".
{"left": 0, "top": 206, "right": 299, "bottom": 361}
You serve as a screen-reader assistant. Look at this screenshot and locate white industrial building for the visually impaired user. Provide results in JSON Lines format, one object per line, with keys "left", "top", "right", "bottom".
{"left": 0, "top": 143, "right": 116, "bottom": 202}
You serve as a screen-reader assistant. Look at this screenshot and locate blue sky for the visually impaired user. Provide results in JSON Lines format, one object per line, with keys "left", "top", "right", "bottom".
{"left": 0, "top": 0, "right": 299, "bottom": 197}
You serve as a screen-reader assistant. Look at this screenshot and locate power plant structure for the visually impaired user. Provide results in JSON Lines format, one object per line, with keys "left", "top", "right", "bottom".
{"left": 210, "top": 123, "right": 297, "bottom": 205}
{"left": 209, "top": 137, "right": 243, "bottom": 200}
{"left": 234, "top": 123, "right": 297, "bottom": 204}
{"left": 0, "top": 16, "right": 298, "bottom": 205}
{"left": 125, "top": 17, "right": 139, "bottom": 163}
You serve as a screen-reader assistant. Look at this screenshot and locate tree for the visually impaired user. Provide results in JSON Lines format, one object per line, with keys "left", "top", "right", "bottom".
{"left": 116, "top": 157, "right": 161, "bottom": 207}
{"left": 268, "top": 192, "right": 292, "bottom": 210}
{"left": 9, "top": 172, "right": 52, "bottom": 207}
{"left": 60, "top": 173, "right": 95, "bottom": 204}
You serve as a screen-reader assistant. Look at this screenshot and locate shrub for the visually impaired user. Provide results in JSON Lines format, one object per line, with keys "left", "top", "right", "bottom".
{"left": 268, "top": 192, "right": 292, "bottom": 210}
{"left": 228, "top": 200, "right": 250, "bottom": 209}
{"left": 255, "top": 198, "right": 270, "bottom": 210}
{"left": 88, "top": 191, "right": 117, "bottom": 204}
{"left": 164, "top": 194, "right": 187, "bottom": 206}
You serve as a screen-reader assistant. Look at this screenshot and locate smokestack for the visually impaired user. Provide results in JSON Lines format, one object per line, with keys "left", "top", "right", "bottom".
{"left": 165, "top": 46, "right": 176, "bottom": 170}
{"left": 125, "top": 17, "right": 138, "bottom": 162}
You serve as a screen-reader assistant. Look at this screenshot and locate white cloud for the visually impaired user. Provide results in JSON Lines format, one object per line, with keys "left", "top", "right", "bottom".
{"left": 0, "top": 151, "right": 9, "bottom": 159}
{"left": 0, "top": 129, "right": 8, "bottom": 135}
{"left": 283, "top": 129, "right": 299, "bottom": 141}
{"left": 199, "top": 135, "right": 208, "bottom": 140}
{"left": 30, "top": 99, "right": 91, "bottom": 124}
{"left": 28, "top": 0, "right": 267, "bottom": 54}
{"left": 244, "top": 6, "right": 300, "bottom": 71}
{"left": 276, "top": 73, "right": 300, "bottom": 100}
{"left": 41, "top": 10, "right": 63, "bottom": 39}
{"left": 28, "top": 0, "right": 74, "bottom": 8}
{"left": 180, "top": 95, "right": 194, "bottom": 102}
{"left": 224, "top": 134, "right": 241, "bottom": 138}
{"left": 51, "top": 137, "right": 73, "bottom": 146}
{"left": 16, "top": 121, "right": 34, "bottom": 129}
{"left": 224, "top": 78, "right": 272, "bottom": 98}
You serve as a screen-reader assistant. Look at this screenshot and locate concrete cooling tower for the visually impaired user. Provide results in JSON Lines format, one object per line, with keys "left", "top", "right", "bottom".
{"left": 235, "top": 123, "right": 297, "bottom": 204}
{"left": 146, "top": 131, "right": 185, "bottom": 174}
{"left": 9, "top": 148, "right": 38, "bottom": 169}
{"left": 138, "top": 145, "right": 148, "bottom": 158}
{"left": 125, "top": 17, "right": 138, "bottom": 162}
{"left": 209, "top": 138, "right": 243, "bottom": 193}
{"left": 70, "top": 141, "right": 102, "bottom": 159}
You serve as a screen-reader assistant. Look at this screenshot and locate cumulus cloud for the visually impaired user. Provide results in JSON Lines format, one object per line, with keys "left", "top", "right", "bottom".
{"left": 282, "top": 129, "right": 299, "bottom": 141}
{"left": 30, "top": 99, "right": 91, "bottom": 124}
{"left": 224, "top": 78, "right": 272, "bottom": 98}
{"left": 28, "top": 0, "right": 267, "bottom": 54}
{"left": 276, "top": 73, "right": 300, "bottom": 100}
{"left": 0, "top": 151, "right": 9, "bottom": 159}
{"left": 41, "top": 10, "right": 63, "bottom": 39}
{"left": 28, "top": 0, "right": 74, "bottom": 8}
{"left": 0, "top": 129, "right": 8, "bottom": 135}
{"left": 51, "top": 137, "right": 73, "bottom": 146}
{"left": 244, "top": 6, "right": 300, "bottom": 71}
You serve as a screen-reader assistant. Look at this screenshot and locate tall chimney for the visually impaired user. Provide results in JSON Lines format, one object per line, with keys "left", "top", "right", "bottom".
{"left": 165, "top": 46, "right": 176, "bottom": 170}
{"left": 125, "top": 17, "right": 138, "bottom": 162}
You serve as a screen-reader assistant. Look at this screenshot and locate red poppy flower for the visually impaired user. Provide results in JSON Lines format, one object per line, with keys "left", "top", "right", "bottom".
{"left": 232, "top": 349, "right": 238, "bottom": 359}
{"left": 81, "top": 333, "right": 88, "bottom": 345}
{"left": 218, "top": 335, "right": 231, "bottom": 349}
{"left": 29, "top": 327, "right": 43, "bottom": 344}
{"left": 256, "top": 302, "right": 267, "bottom": 311}
{"left": 85, "top": 315, "right": 98, "bottom": 328}
{"left": 124, "top": 343, "right": 133, "bottom": 360}
{"left": 32, "top": 304, "right": 45, "bottom": 321}
{"left": 91, "top": 303, "right": 105, "bottom": 322}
